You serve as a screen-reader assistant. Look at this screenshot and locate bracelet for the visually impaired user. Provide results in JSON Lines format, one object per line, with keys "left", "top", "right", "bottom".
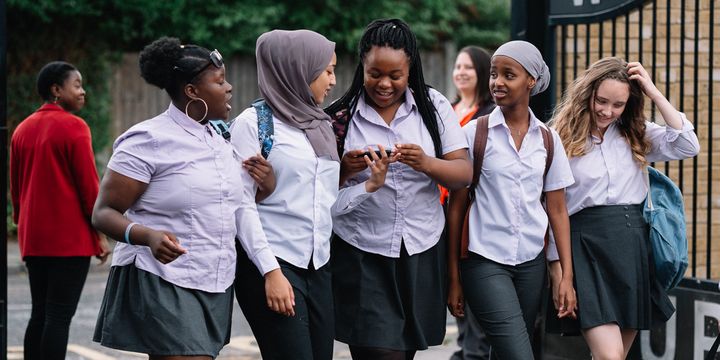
{"left": 124, "top": 222, "right": 139, "bottom": 245}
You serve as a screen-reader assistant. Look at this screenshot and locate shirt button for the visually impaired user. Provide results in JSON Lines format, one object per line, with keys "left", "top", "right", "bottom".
{"left": 623, "top": 206, "right": 629, "bottom": 210}
{"left": 625, "top": 214, "right": 630, "bottom": 219}
{"left": 626, "top": 222, "right": 632, "bottom": 227}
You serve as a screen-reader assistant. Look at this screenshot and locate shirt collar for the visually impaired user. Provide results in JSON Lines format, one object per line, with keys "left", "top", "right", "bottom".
{"left": 488, "top": 106, "right": 545, "bottom": 132}
{"left": 356, "top": 89, "right": 417, "bottom": 125}
{"left": 167, "top": 103, "right": 213, "bottom": 140}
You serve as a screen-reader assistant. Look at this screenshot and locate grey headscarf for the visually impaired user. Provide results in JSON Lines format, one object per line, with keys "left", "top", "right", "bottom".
{"left": 492, "top": 40, "right": 550, "bottom": 96}
{"left": 256, "top": 29, "right": 339, "bottom": 161}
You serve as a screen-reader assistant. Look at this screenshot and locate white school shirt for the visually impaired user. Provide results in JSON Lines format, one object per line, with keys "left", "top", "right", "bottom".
{"left": 109, "top": 104, "right": 245, "bottom": 293}
{"left": 565, "top": 112, "right": 700, "bottom": 216}
{"left": 331, "top": 88, "right": 468, "bottom": 257}
{"left": 464, "top": 107, "right": 575, "bottom": 266}
{"left": 230, "top": 107, "right": 340, "bottom": 275}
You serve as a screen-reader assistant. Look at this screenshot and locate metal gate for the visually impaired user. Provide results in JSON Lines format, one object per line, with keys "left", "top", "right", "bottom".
{"left": 548, "top": 0, "right": 718, "bottom": 283}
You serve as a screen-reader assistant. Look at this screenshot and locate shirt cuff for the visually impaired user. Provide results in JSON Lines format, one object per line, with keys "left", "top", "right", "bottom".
{"left": 250, "top": 247, "right": 280, "bottom": 275}
{"left": 333, "top": 182, "right": 373, "bottom": 216}
{"left": 665, "top": 112, "right": 695, "bottom": 141}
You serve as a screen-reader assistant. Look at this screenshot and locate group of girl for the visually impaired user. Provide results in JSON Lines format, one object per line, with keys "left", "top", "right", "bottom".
{"left": 13, "top": 16, "right": 699, "bottom": 360}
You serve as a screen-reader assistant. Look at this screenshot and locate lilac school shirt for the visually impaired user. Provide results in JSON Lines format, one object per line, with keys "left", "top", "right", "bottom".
{"left": 108, "top": 104, "right": 246, "bottom": 293}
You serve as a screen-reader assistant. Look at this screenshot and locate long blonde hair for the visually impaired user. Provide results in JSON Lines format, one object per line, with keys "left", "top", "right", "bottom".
{"left": 550, "top": 57, "right": 650, "bottom": 165}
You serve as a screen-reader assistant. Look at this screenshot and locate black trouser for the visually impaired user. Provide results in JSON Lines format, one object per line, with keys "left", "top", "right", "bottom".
{"left": 24, "top": 256, "right": 90, "bottom": 360}
{"left": 460, "top": 252, "right": 546, "bottom": 360}
{"left": 234, "top": 242, "right": 334, "bottom": 360}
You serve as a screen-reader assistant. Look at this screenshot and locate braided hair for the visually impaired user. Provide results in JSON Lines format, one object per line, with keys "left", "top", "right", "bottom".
{"left": 325, "top": 18, "right": 443, "bottom": 158}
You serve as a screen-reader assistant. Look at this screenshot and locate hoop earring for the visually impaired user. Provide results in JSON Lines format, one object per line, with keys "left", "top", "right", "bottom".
{"left": 185, "top": 98, "right": 208, "bottom": 123}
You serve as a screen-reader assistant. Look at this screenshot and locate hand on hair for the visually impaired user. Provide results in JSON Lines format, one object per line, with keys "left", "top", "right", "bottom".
{"left": 627, "top": 62, "right": 662, "bottom": 101}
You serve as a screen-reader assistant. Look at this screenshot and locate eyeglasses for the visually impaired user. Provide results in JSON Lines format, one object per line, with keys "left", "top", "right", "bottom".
{"left": 184, "top": 49, "right": 224, "bottom": 83}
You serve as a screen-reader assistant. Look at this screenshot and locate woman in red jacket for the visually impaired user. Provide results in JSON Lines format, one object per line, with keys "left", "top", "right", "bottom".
{"left": 10, "top": 61, "right": 110, "bottom": 360}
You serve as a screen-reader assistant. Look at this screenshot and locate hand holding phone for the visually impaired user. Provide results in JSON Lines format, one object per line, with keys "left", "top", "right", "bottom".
{"left": 359, "top": 149, "right": 393, "bottom": 158}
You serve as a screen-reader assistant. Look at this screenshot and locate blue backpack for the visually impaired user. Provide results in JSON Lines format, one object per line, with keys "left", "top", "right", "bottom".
{"left": 643, "top": 166, "right": 689, "bottom": 291}
{"left": 208, "top": 100, "right": 274, "bottom": 158}
{"left": 252, "top": 99, "right": 274, "bottom": 158}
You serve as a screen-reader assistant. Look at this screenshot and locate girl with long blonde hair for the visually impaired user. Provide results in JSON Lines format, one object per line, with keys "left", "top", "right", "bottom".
{"left": 550, "top": 57, "right": 700, "bottom": 359}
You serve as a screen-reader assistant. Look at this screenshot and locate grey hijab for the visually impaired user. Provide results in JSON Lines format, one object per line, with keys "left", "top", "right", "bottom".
{"left": 492, "top": 40, "right": 550, "bottom": 96}
{"left": 256, "top": 29, "right": 339, "bottom": 161}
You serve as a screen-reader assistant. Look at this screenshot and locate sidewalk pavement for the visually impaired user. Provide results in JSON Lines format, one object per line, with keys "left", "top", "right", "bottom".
{"left": 6, "top": 239, "right": 462, "bottom": 359}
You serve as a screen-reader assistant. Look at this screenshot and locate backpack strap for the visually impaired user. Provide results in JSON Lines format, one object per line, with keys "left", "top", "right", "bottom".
{"left": 540, "top": 125, "right": 554, "bottom": 179}
{"left": 330, "top": 108, "right": 351, "bottom": 157}
{"left": 539, "top": 124, "right": 554, "bottom": 249}
{"left": 461, "top": 115, "right": 490, "bottom": 259}
{"left": 252, "top": 99, "right": 274, "bottom": 159}
{"left": 208, "top": 119, "right": 231, "bottom": 140}
{"left": 469, "top": 115, "right": 490, "bottom": 198}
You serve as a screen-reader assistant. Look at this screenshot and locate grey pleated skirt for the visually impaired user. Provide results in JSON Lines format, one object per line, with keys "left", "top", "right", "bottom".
{"left": 547, "top": 204, "right": 675, "bottom": 334}
{"left": 331, "top": 235, "right": 447, "bottom": 351}
{"left": 93, "top": 263, "right": 233, "bottom": 357}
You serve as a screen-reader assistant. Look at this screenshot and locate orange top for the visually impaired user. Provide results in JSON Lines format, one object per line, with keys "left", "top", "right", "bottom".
{"left": 439, "top": 104, "right": 478, "bottom": 205}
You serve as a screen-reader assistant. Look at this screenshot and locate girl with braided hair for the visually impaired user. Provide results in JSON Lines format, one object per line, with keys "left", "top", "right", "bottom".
{"left": 328, "top": 18, "right": 472, "bottom": 360}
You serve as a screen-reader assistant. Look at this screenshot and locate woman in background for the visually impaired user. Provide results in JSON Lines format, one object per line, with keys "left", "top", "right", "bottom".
{"left": 11, "top": 60, "right": 110, "bottom": 360}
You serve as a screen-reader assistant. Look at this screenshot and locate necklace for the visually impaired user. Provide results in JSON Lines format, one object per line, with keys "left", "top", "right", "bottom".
{"left": 506, "top": 125, "right": 527, "bottom": 136}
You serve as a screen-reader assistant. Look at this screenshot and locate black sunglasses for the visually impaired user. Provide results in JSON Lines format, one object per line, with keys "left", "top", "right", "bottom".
{"left": 184, "top": 49, "right": 224, "bottom": 83}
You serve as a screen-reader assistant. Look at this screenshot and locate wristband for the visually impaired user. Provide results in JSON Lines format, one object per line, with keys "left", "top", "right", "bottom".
{"left": 124, "top": 222, "right": 138, "bottom": 245}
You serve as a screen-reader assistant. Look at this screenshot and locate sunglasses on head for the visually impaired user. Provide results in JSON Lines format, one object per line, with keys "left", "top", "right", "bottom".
{"left": 176, "top": 48, "right": 224, "bottom": 83}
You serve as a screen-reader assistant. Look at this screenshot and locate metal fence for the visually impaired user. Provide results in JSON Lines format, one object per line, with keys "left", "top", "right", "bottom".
{"left": 550, "top": 0, "right": 718, "bottom": 281}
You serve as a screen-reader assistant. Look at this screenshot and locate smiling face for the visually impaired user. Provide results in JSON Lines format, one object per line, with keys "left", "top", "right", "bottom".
{"left": 362, "top": 46, "right": 410, "bottom": 111}
{"left": 453, "top": 51, "right": 477, "bottom": 96}
{"left": 193, "top": 65, "right": 233, "bottom": 120}
{"left": 592, "top": 78, "right": 630, "bottom": 130}
{"left": 53, "top": 70, "right": 86, "bottom": 112}
{"left": 309, "top": 52, "right": 337, "bottom": 105}
{"left": 489, "top": 55, "right": 535, "bottom": 108}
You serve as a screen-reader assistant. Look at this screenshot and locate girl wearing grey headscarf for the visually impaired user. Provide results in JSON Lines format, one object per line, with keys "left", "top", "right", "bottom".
{"left": 447, "top": 40, "right": 577, "bottom": 359}
{"left": 230, "top": 29, "right": 339, "bottom": 360}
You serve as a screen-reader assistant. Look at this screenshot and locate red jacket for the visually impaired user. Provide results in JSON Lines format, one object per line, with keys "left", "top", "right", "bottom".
{"left": 10, "top": 103, "right": 101, "bottom": 257}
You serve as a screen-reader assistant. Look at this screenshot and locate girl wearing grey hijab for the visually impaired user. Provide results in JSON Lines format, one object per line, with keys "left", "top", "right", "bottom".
{"left": 230, "top": 29, "right": 339, "bottom": 360}
{"left": 447, "top": 40, "right": 577, "bottom": 359}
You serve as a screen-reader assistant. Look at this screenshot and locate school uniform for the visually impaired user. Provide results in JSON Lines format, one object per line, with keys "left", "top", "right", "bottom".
{"left": 231, "top": 106, "right": 339, "bottom": 360}
{"left": 331, "top": 88, "right": 467, "bottom": 351}
{"left": 558, "top": 113, "right": 699, "bottom": 333}
{"left": 93, "top": 104, "right": 244, "bottom": 357}
{"left": 460, "top": 106, "right": 574, "bottom": 359}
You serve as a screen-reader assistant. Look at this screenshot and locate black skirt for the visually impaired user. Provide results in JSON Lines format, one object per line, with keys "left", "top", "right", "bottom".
{"left": 331, "top": 235, "right": 447, "bottom": 351}
{"left": 546, "top": 204, "right": 675, "bottom": 334}
{"left": 93, "top": 264, "right": 234, "bottom": 357}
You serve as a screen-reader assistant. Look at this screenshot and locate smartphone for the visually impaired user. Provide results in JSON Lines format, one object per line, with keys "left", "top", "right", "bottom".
{"left": 359, "top": 149, "right": 393, "bottom": 158}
